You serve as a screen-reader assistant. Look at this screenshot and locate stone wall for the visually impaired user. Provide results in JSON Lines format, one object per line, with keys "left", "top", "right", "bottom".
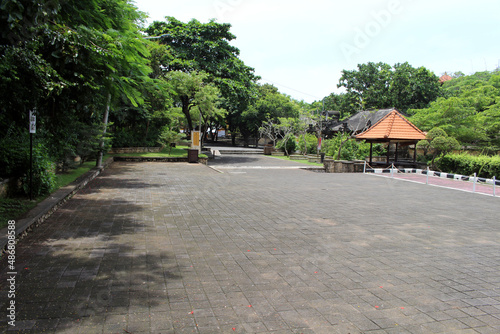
{"left": 108, "top": 147, "right": 162, "bottom": 154}
{"left": 324, "top": 159, "right": 365, "bottom": 173}
{"left": 113, "top": 156, "right": 208, "bottom": 165}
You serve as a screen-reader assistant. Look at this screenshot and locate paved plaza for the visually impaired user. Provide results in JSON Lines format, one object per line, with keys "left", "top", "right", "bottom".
{"left": 1, "top": 156, "right": 500, "bottom": 333}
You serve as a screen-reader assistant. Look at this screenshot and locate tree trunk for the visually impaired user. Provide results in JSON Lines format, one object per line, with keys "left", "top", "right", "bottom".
{"left": 336, "top": 136, "right": 350, "bottom": 160}
{"left": 96, "top": 93, "right": 111, "bottom": 168}
{"left": 181, "top": 96, "right": 193, "bottom": 136}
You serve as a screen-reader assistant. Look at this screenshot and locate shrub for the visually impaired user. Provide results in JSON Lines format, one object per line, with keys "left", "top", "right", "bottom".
{"left": 20, "top": 144, "right": 57, "bottom": 197}
{"left": 0, "top": 128, "right": 56, "bottom": 196}
{"left": 437, "top": 153, "right": 500, "bottom": 178}
{"left": 157, "top": 126, "right": 183, "bottom": 154}
{"left": 321, "top": 134, "right": 385, "bottom": 161}
{"left": 297, "top": 133, "right": 319, "bottom": 154}
{"left": 276, "top": 134, "right": 297, "bottom": 155}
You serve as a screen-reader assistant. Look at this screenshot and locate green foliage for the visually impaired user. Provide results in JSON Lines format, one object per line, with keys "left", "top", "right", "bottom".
{"left": 417, "top": 127, "right": 461, "bottom": 166}
{"left": 145, "top": 17, "right": 259, "bottom": 139}
{"left": 410, "top": 71, "right": 500, "bottom": 148}
{"left": 297, "top": 133, "right": 319, "bottom": 154}
{"left": 241, "top": 84, "right": 300, "bottom": 143}
{"left": 1, "top": 0, "right": 155, "bottom": 184}
{"left": 437, "top": 153, "right": 500, "bottom": 179}
{"left": 321, "top": 134, "right": 385, "bottom": 161}
{"left": 276, "top": 135, "right": 297, "bottom": 155}
{"left": 20, "top": 145, "right": 57, "bottom": 197}
{"left": 337, "top": 61, "right": 440, "bottom": 114}
{"left": 157, "top": 126, "right": 183, "bottom": 154}
{"left": 0, "top": 129, "right": 56, "bottom": 196}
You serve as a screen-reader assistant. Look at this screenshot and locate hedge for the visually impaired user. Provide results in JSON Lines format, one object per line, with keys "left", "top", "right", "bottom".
{"left": 437, "top": 153, "right": 500, "bottom": 179}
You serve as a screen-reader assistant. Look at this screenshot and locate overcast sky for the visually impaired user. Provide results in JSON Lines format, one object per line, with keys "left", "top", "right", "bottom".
{"left": 133, "top": 0, "right": 500, "bottom": 103}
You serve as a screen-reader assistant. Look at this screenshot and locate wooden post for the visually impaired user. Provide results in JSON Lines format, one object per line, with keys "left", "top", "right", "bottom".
{"left": 395, "top": 142, "right": 399, "bottom": 162}
{"left": 369, "top": 142, "right": 373, "bottom": 165}
{"left": 386, "top": 142, "right": 390, "bottom": 164}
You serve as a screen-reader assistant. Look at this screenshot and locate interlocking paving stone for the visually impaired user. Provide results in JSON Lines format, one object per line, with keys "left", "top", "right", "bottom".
{"left": 1, "top": 158, "right": 500, "bottom": 333}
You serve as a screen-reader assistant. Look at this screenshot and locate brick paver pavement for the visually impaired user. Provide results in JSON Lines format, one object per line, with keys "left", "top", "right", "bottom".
{"left": 1, "top": 159, "right": 499, "bottom": 333}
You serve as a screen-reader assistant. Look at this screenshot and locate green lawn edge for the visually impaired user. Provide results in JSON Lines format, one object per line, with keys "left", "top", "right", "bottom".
{"left": 269, "top": 155, "right": 324, "bottom": 166}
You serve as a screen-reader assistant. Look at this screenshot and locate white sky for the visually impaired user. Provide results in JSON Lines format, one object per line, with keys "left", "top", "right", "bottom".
{"left": 133, "top": 0, "right": 500, "bottom": 103}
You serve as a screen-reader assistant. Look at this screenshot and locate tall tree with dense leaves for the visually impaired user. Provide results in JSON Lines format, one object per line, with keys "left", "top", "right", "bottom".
{"left": 0, "top": 0, "right": 153, "bottom": 189}
{"left": 410, "top": 71, "right": 500, "bottom": 148}
{"left": 145, "top": 17, "right": 259, "bottom": 141}
{"left": 241, "top": 84, "right": 300, "bottom": 146}
{"left": 337, "top": 62, "right": 440, "bottom": 113}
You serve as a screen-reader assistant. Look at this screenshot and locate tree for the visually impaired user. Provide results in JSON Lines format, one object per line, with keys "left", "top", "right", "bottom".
{"left": 410, "top": 71, "right": 500, "bottom": 148}
{"left": 338, "top": 62, "right": 392, "bottom": 111}
{"left": 240, "top": 84, "right": 300, "bottom": 146}
{"left": 275, "top": 117, "right": 297, "bottom": 157}
{"left": 157, "top": 126, "right": 183, "bottom": 154}
{"left": 389, "top": 62, "right": 441, "bottom": 111}
{"left": 417, "top": 128, "right": 461, "bottom": 168}
{"left": 166, "top": 70, "right": 224, "bottom": 136}
{"left": 259, "top": 120, "right": 281, "bottom": 147}
{"left": 145, "top": 17, "right": 259, "bottom": 144}
{"left": 0, "top": 0, "right": 154, "bottom": 172}
{"left": 337, "top": 62, "right": 441, "bottom": 114}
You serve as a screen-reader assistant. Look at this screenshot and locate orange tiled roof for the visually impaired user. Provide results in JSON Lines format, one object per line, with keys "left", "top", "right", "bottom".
{"left": 355, "top": 109, "right": 426, "bottom": 141}
{"left": 439, "top": 74, "right": 453, "bottom": 84}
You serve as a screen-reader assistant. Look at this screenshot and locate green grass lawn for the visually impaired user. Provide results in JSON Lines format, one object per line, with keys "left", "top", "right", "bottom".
{"left": 270, "top": 155, "right": 324, "bottom": 166}
{"left": 110, "top": 146, "right": 189, "bottom": 158}
{"left": 110, "top": 146, "right": 207, "bottom": 158}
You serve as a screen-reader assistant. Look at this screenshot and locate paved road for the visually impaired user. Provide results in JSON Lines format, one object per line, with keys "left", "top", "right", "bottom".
{"left": 208, "top": 154, "right": 311, "bottom": 169}
{"left": 1, "top": 159, "right": 500, "bottom": 333}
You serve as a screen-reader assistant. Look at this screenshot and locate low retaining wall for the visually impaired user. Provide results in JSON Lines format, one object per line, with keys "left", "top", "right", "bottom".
{"left": 108, "top": 147, "right": 162, "bottom": 154}
{"left": 113, "top": 156, "right": 208, "bottom": 165}
{"left": 324, "top": 159, "right": 365, "bottom": 173}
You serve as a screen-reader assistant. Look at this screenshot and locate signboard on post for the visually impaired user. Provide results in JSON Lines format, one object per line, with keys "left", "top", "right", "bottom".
{"left": 29, "top": 108, "right": 36, "bottom": 200}
{"left": 191, "top": 131, "right": 200, "bottom": 151}
{"left": 29, "top": 109, "right": 36, "bottom": 133}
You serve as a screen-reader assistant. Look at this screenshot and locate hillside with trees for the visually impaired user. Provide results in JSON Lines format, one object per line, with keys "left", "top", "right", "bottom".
{"left": 409, "top": 71, "right": 500, "bottom": 150}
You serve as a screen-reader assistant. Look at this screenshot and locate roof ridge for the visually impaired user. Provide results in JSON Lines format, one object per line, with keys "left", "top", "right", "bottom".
{"left": 354, "top": 108, "right": 426, "bottom": 141}
{"left": 394, "top": 111, "right": 426, "bottom": 135}
{"left": 384, "top": 110, "right": 397, "bottom": 138}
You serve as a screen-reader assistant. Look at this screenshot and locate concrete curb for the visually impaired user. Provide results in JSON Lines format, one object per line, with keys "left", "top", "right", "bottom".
{"left": 112, "top": 156, "right": 208, "bottom": 165}
{"left": 0, "top": 157, "right": 114, "bottom": 255}
{"left": 366, "top": 167, "right": 500, "bottom": 186}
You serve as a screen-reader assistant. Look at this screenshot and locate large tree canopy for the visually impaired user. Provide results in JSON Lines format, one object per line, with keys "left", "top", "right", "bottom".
{"left": 410, "top": 71, "right": 500, "bottom": 148}
{"left": 144, "top": 17, "right": 259, "bottom": 135}
{"left": 0, "top": 0, "right": 153, "bottom": 191}
{"left": 337, "top": 61, "right": 441, "bottom": 114}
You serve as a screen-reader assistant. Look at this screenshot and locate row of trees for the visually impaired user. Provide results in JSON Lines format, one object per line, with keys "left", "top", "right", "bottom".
{"left": 0, "top": 2, "right": 265, "bottom": 195}
{"left": 409, "top": 71, "right": 500, "bottom": 150}
{"left": 1, "top": 0, "right": 156, "bottom": 195}
{"left": 1, "top": 0, "right": 498, "bottom": 196}
{"left": 310, "top": 61, "right": 442, "bottom": 119}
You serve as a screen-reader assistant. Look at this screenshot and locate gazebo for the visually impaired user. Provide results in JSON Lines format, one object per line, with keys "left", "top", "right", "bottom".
{"left": 355, "top": 109, "right": 427, "bottom": 167}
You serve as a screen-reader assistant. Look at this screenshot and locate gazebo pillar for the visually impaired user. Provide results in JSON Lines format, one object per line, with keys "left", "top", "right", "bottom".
{"left": 386, "top": 142, "right": 390, "bottom": 164}
{"left": 369, "top": 142, "right": 373, "bottom": 165}
{"left": 395, "top": 142, "right": 399, "bottom": 162}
